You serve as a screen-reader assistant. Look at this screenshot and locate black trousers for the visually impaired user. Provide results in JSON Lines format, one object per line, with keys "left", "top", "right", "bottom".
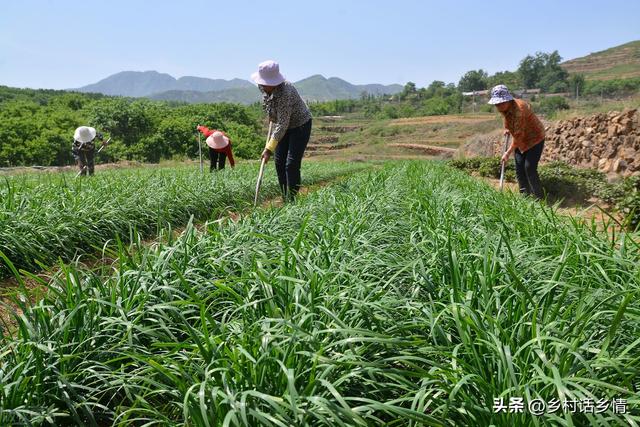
{"left": 274, "top": 119, "right": 312, "bottom": 200}
{"left": 514, "top": 140, "right": 544, "bottom": 199}
{"left": 209, "top": 148, "right": 226, "bottom": 171}
{"left": 76, "top": 149, "right": 95, "bottom": 176}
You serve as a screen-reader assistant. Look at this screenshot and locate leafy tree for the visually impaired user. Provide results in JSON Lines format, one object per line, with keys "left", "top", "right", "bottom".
{"left": 486, "top": 71, "right": 521, "bottom": 91}
{"left": 517, "top": 51, "right": 568, "bottom": 92}
{"left": 583, "top": 77, "right": 640, "bottom": 96}
{"left": 224, "top": 123, "right": 262, "bottom": 159}
{"left": 382, "top": 104, "right": 399, "bottom": 119}
{"left": 399, "top": 82, "right": 418, "bottom": 100}
{"left": 519, "top": 54, "right": 546, "bottom": 89}
{"left": 422, "top": 97, "right": 450, "bottom": 116}
{"left": 89, "top": 99, "right": 156, "bottom": 158}
{"left": 458, "top": 69, "right": 488, "bottom": 92}
{"left": 147, "top": 116, "right": 195, "bottom": 162}
{"left": 536, "top": 96, "right": 570, "bottom": 115}
{"left": 363, "top": 101, "right": 382, "bottom": 118}
{"left": 568, "top": 74, "right": 586, "bottom": 97}
{"left": 0, "top": 87, "right": 265, "bottom": 166}
{"left": 539, "top": 69, "right": 569, "bottom": 93}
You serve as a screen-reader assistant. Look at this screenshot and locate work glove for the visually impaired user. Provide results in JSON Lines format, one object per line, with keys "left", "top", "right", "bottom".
{"left": 265, "top": 138, "right": 278, "bottom": 153}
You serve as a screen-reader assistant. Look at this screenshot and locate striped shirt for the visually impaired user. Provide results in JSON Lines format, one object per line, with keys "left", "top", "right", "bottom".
{"left": 262, "top": 81, "right": 312, "bottom": 143}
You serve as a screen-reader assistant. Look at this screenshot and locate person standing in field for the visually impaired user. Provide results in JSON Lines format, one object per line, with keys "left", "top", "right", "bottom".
{"left": 72, "top": 126, "right": 104, "bottom": 176}
{"left": 489, "top": 85, "right": 546, "bottom": 199}
{"left": 196, "top": 126, "right": 236, "bottom": 171}
{"left": 252, "top": 60, "right": 312, "bottom": 201}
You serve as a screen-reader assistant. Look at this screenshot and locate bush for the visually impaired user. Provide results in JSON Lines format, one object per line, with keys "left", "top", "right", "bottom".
{"left": 224, "top": 123, "right": 262, "bottom": 159}
{"left": 448, "top": 157, "right": 515, "bottom": 180}
{"left": 538, "top": 162, "right": 601, "bottom": 203}
{"left": 618, "top": 176, "right": 640, "bottom": 231}
{"left": 583, "top": 77, "right": 640, "bottom": 97}
{"left": 449, "top": 158, "right": 483, "bottom": 171}
{"left": 536, "top": 96, "right": 570, "bottom": 116}
{"left": 421, "top": 97, "right": 450, "bottom": 116}
{"left": 381, "top": 104, "right": 399, "bottom": 119}
{"left": 450, "top": 158, "right": 640, "bottom": 230}
{"left": 0, "top": 88, "right": 265, "bottom": 166}
{"left": 451, "top": 158, "right": 605, "bottom": 203}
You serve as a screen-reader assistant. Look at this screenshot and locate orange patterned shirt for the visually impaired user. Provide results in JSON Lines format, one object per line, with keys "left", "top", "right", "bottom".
{"left": 502, "top": 99, "right": 545, "bottom": 152}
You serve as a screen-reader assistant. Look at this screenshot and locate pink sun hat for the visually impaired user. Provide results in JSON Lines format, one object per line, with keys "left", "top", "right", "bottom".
{"left": 251, "top": 60, "right": 286, "bottom": 86}
{"left": 206, "top": 131, "right": 229, "bottom": 149}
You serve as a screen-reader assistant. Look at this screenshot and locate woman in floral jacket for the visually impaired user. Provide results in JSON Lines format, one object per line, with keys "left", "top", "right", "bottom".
{"left": 252, "top": 60, "right": 312, "bottom": 201}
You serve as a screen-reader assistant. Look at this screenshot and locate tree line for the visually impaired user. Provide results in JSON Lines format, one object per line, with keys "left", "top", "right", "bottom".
{"left": 0, "top": 86, "right": 264, "bottom": 167}
{"left": 309, "top": 50, "right": 640, "bottom": 119}
{"left": 3, "top": 49, "right": 639, "bottom": 167}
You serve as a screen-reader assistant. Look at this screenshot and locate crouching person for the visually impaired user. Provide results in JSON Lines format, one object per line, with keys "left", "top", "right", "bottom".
{"left": 72, "top": 126, "right": 104, "bottom": 176}
{"left": 196, "top": 126, "right": 236, "bottom": 171}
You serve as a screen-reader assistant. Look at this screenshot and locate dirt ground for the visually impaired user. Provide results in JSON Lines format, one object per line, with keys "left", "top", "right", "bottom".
{"left": 387, "top": 113, "right": 496, "bottom": 126}
{"left": 388, "top": 144, "right": 457, "bottom": 157}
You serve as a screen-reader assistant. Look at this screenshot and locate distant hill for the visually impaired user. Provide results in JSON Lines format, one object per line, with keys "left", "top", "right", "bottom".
{"left": 74, "top": 71, "right": 254, "bottom": 97}
{"left": 76, "top": 71, "right": 403, "bottom": 104}
{"left": 561, "top": 40, "right": 640, "bottom": 80}
{"left": 150, "top": 75, "right": 402, "bottom": 104}
{"left": 293, "top": 75, "right": 403, "bottom": 102}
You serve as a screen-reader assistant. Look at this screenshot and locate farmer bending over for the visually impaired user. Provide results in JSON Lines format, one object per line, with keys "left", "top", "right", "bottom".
{"left": 196, "top": 126, "right": 236, "bottom": 171}
{"left": 72, "top": 126, "right": 104, "bottom": 176}
{"left": 253, "top": 60, "right": 312, "bottom": 201}
{"left": 489, "top": 85, "right": 546, "bottom": 199}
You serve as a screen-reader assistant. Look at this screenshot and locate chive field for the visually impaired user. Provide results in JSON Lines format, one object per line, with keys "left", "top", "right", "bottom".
{"left": 0, "top": 162, "right": 366, "bottom": 278}
{"left": 1, "top": 161, "right": 639, "bottom": 426}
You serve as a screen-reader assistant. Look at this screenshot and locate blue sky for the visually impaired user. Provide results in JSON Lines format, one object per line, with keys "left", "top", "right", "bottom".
{"left": 1, "top": 0, "right": 638, "bottom": 89}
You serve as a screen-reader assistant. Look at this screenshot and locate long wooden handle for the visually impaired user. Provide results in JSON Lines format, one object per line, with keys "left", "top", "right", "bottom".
{"left": 253, "top": 122, "right": 273, "bottom": 206}
{"left": 499, "top": 134, "right": 510, "bottom": 190}
{"left": 265, "top": 122, "right": 273, "bottom": 148}
{"left": 97, "top": 137, "right": 111, "bottom": 153}
{"left": 254, "top": 157, "right": 266, "bottom": 206}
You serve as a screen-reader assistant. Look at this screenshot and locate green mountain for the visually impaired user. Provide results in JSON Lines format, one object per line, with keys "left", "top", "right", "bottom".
{"left": 74, "top": 71, "right": 253, "bottom": 97}
{"left": 293, "top": 75, "right": 402, "bottom": 101}
{"left": 561, "top": 40, "right": 640, "bottom": 80}
{"left": 77, "top": 71, "right": 403, "bottom": 104}
{"left": 149, "top": 75, "right": 402, "bottom": 104}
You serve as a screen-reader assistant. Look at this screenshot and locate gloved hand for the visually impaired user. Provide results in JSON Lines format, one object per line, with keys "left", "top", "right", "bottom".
{"left": 265, "top": 138, "right": 278, "bottom": 153}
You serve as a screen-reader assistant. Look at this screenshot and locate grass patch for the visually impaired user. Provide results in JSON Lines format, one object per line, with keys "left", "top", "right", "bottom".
{"left": 1, "top": 161, "right": 638, "bottom": 425}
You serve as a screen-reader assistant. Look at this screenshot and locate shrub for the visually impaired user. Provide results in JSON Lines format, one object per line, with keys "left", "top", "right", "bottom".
{"left": 536, "top": 96, "right": 570, "bottom": 116}
{"left": 448, "top": 156, "right": 515, "bottom": 180}
{"left": 618, "top": 176, "right": 640, "bottom": 231}
{"left": 421, "top": 97, "right": 450, "bottom": 116}
{"left": 224, "top": 122, "right": 262, "bottom": 159}
{"left": 538, "top": 163, "right": 597, "bottom": 203}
